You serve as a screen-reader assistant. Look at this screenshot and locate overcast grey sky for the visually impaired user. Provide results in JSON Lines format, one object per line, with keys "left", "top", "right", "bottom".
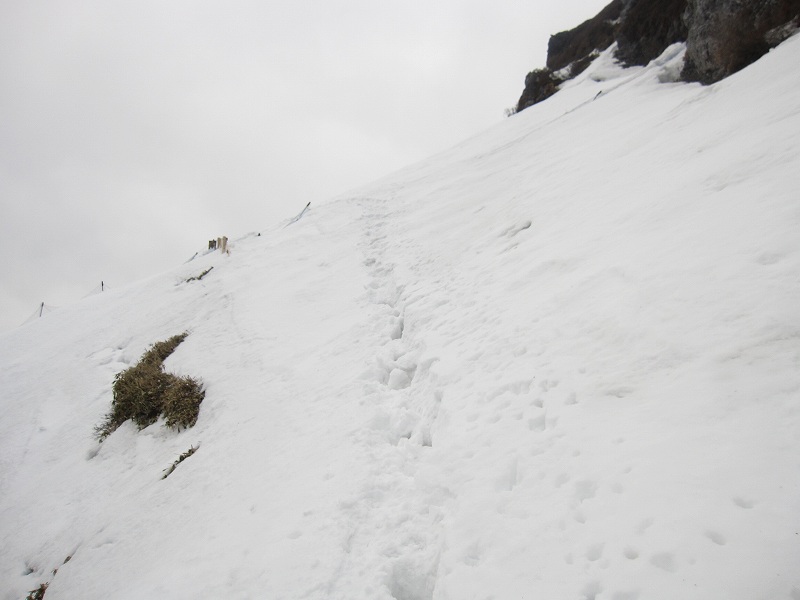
{"left": 0, "top": 0, "right": 609, "bottom": 332}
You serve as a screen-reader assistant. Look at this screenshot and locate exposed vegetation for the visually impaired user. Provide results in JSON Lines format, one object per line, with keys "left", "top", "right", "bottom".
{"left": 162, "top": 444, "right": 199, "bottom": 479}
{"left": 95, "top": 333, "right": 205, "bottom": 440}
{"left": 23, "top": 556, "right": 70, "bottom": 600}
{"left": 186, "top": 266, "right": 214, "bottom": 282}
{"left": 163, "top": 377, "right": 205, "bottom": 429}
{"left": 26, "top": 583, "right": 47, "bottom": 600}
{"left": 140, "top": 333, "right": 189, "bottom": 367}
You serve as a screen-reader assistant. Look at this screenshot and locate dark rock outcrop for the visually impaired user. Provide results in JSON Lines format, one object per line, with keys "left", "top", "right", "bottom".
{"left": 516, "top": 69, "right": 564, "bottom": 112}
{"left": 516, "top": 1, "right": 624, "bottom": 112}
{"left": 547, "top": 0, "right": 624, "bottom": 71}
{"left": 615, "top": 0, "right": 688, "bottom": 65}
{"left": 682, "top": 0, "right": 800, "bottom": 83}
{"left": 514, "top": 0, "right": 800, "bottom": 113}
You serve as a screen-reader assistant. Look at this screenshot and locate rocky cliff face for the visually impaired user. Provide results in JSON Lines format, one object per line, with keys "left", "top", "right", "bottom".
{"left": 546, "top": 0, "right": 624, "bottom": 72}
{"left": 615, "top": 0, "right": 688, "bottom": 66}
{"left": 515, "top": 2, "right": 624, "bottom": 113}
{"left": 515, "top": 0, "right": 800, "bottom": 112}
{"left": 683, "top": 0, "right": 800, "bottom": 83}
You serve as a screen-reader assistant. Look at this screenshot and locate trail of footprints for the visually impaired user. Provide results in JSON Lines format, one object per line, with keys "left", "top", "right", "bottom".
{"left": 346, "top": 198, "right": 753, "bottom": 599}
{"left": 333, "top": 198, "right": 444, "bottom": 600}
{"left": 359, "top": 199, "right": 441, "bottom": 446}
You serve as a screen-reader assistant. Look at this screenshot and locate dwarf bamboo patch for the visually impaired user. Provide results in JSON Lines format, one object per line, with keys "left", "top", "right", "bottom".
{"left": 95, "top": 333, "right": 204, "bottom": 440}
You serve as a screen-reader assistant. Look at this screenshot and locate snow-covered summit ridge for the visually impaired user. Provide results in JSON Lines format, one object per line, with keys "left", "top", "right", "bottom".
{"left": 2, "top": 36, "right": 799, "bottom": 600}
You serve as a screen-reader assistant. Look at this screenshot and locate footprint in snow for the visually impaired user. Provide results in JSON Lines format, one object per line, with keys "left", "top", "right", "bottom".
{"left": 705, "top": 530, "right": 726, "bottom": 545}
{"left": 649, "top": 552, "right": 677, "bottom": 573}
{"left": 500, "top": 220, "right": 532, "bottom": 238}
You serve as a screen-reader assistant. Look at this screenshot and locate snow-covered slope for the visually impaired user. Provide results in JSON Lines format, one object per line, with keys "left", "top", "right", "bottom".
{"left": 2, "top": 38, "right": 799, "bottom": 600}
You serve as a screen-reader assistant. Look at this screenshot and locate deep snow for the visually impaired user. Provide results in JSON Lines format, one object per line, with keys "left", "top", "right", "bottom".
{"left": 1, "top": 38, "right": 799, "bottom": 600}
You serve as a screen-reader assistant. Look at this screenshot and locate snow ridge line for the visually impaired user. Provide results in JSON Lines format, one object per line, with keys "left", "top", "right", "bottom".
{"left": 328, "top": 197, "right": 444, "bottom": 600}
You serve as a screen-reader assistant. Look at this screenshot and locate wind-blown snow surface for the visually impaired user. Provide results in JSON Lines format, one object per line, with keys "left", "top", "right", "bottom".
{"left": 2, "top": 38, "right": 800, "bottom": 600}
